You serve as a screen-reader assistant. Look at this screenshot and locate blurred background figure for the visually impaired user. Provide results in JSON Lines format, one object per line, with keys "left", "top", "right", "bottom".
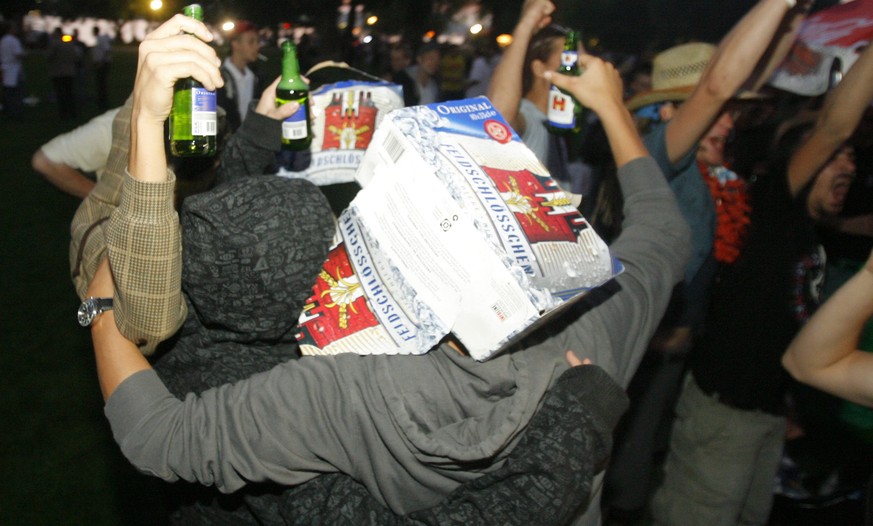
{"left": 438, "top": 43, "right": 468, "bottom": 101}
{"left": 218, "top": 20, "right": 265, "bottom": 132}
{"left": 465, "top": 36, "right": 500, "bottom": 100}
{"left": 1, "top": 20, "right": 25, "bottom": 119}
{"left": 46, "top": 28, "right": 80, "bottom": 120}
{"left": 383, "top": 43, "right": 418, "bottom": 106}
{"left": 91, "top": 26, "right": 113, "bottom": 111}
{"left": 408, "top": 41, "right": 441, "bottom": 105}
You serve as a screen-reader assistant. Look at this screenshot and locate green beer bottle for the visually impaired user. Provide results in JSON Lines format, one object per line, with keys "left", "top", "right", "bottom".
{"left": 546, "top": 30, "right": 584, "bottom": 135}
{"left": 276, "top": 40, "right": 312, "bottom": 151}
{"left": 169, "top": 3, "right": 218, "bottom": 157}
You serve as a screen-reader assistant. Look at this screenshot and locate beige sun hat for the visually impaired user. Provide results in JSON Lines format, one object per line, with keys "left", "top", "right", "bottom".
{"left": 626, "top": 42, "right": 716, "bottom": 110}
{"left": 626, "top": 42, "right": 767, "bottom": 111}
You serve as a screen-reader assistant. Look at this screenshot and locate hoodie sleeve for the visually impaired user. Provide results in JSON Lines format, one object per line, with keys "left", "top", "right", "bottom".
{"left": 266, "top": 364, "right": 629, "bottom": 526}
{"left": 549, "top": 156, "right": 691, "bottom": 388}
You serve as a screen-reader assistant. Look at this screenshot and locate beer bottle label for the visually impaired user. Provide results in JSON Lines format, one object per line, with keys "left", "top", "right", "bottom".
{"left": 283, "top": 106, "right": 309, "bottom": 140}
{"left": 548, "top": 86, "right": 576, "bottom": 128}
{"left": 191, "top": 87, "right": 217, "bottom": 136}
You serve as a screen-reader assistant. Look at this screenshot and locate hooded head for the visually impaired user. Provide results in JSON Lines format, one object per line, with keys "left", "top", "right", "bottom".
{"left": 180, "top": 175, "right": 336, "bottom": 344}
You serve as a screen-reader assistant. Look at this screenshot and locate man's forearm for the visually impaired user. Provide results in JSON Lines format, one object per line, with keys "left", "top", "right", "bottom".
{"left": 92, "top": 310, "right": 153, "bottom": 401}
{"left": 783, "top": 262, "right": 873, "bottom": 407}
{"left": 32, "top": 150, "right": 96, "bottom": 199}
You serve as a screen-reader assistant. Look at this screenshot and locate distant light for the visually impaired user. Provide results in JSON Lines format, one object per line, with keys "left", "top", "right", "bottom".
{"left": 61, "top": 34, "right": 73, "bottom": 43}
{"left": 149, "top": 0, "right": 162, "bottom": 11}
{"left": 496, "top": 33, "right": 512, "bottom": 47}
{"left": 424, "top": 30, "right": 436, "bottom": 41}
{"left": 362, "top": 35, "right": 373, "bottom": 43}
{"left": 222, "top": 21, "right": 235, "bottom": 32}
{"left": 366, "top": 15, "right": 378, "bottom": 26}
{"left": 469, "top": 23, "right": 482, "bottom": 35}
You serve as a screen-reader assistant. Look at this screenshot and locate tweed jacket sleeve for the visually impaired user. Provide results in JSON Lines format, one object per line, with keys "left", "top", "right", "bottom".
{"left": 70, "top": 97, "right": 186, "bottom": 355}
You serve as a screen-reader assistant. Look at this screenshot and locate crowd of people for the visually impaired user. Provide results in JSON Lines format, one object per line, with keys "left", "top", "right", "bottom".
{"left": 9, "top": 0, "right": 873, "bottom": 523}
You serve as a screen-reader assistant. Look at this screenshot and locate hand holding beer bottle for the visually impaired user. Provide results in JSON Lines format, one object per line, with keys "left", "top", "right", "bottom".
{"left": 169, "top": 4, "right": 219, "bottom": 157}
{"left": 129, "top": 9, "right": 222, "bottom": 184}
{"left": 546, "top": 29, "right": 584, "bottom": 135}
{"left": 276, "top": 40, "right": 312, "bottom": 151}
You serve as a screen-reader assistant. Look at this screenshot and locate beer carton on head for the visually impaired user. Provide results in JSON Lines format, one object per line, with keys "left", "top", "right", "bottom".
{"left": 296, "top": 97, "right": 621, "bottom": 361}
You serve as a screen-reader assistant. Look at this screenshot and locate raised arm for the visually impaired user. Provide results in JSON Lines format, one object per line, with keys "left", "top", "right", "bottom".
{"left": 788, "top": 42, "right": 873, "bottom": 196}
{"left": 783, "top": 251, "right": 873, "bottom": 407}
{"left": 665, "top": 0, "right": 800, "bottom": 163}
{"left": 546, "top": 56, "right": 690, "bottom": 385}
{"left": 128, "top": 15, "right": 223, "bottom": 184}
{"left": 486, "top": 0, "right": 554, "bottom": 134}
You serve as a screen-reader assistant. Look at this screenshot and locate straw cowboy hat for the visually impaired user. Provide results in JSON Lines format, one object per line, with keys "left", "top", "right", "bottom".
{"left": 625, "top": 42, "right": 762, "bottom": 111}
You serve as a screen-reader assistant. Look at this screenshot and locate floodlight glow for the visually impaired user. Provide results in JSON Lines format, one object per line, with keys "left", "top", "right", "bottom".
{"left": 470, "top": 23, "right": 482, "bottom": 35}
{"left": 496, "top": 34, "right": 512, "bottom": 47}
{"left": 222, "top": 21, "right": 235, "bottom": 31}
{"left": 366, "top": 15, "right": 378, "bottom": 25}
{"left": 150, "top": 0, "right": 163, "bottom": 11}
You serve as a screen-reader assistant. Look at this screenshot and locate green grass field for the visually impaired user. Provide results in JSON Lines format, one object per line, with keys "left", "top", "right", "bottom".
{"left": 0, "top": 43, "right": 283, "bottom": 526}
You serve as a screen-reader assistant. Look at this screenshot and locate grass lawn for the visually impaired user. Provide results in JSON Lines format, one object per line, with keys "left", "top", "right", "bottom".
{"left": 0, "top": 44, "right": 171, "bottom": 525}
{"left": 0, "top": 43, "right": 283, "bottom": 525}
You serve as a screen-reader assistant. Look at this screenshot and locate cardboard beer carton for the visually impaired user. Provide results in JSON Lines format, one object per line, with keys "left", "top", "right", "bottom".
{"left": 296, "top": 97, "right": 621, "bottom": 361}
{"left": 277, "top": 64, "right": 404, "bottom": 186}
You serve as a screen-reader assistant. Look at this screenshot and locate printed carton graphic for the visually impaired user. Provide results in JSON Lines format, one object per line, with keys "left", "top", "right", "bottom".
{"left": 297, "top": 98, "right": 621, "bottom": 360}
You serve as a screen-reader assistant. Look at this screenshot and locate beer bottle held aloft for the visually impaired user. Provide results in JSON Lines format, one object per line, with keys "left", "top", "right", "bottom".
{"left": 546, "top": 30, "right": 584, "bottom": 135}
{"left": 169, "top": 4, "right": 218, "bottom": 157}
{"left": 276, "top": 40, "right": 312, "bottom": 151}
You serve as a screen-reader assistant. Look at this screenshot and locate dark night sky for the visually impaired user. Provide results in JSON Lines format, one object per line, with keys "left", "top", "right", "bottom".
{"left": 3, "top": 0, "right": 839, "bottom": 55}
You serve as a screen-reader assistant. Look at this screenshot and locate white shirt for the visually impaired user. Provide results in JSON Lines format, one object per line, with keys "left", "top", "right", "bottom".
{"left": 222, "top": 57, "right": 256, "bottom": 122}
{"left": 1, "top": 33, "right": 24, "bottom": 88}
{"left": 406, "top": 65, "right": 439, "bottom": 105}
{"left": 41, "top": 107, "right": 120, "bottom": 180}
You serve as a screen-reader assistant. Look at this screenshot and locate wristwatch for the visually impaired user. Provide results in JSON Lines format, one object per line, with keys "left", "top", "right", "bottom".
{"left": 77, "top": 297, "right": 114, "bottom": 327}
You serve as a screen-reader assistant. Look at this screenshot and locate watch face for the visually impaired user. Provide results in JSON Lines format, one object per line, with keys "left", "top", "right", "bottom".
{"left": 78, "top": 300, "right": 97, "bottom": 327}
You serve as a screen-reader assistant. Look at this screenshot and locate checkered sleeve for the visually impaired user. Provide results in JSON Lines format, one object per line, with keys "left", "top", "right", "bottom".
{"left": 70, "top": 97, "right": 187, "bottom": 356}
{"left": 107, "top": 170, "right": 185, "bottom": 355}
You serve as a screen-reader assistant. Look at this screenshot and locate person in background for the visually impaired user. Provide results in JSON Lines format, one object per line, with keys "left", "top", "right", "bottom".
{"left": 46, "top": 27, "right": 80, "bottom": 120}
{"left": 71, "top": 28, "right": 88, "bottom": 110}
{"left": 91, "top": 26, "right": 113, "bottom": 111}
{"left": 651, "top": 38, "right": 873, "bottom": 526}
{"left": 487, "top": 0, "right": 598, "bottom": 209}
{"left": 218, "top": 20, "right": 265, "bottom": 132}
{"left": 602, "top": 1, "right": 810, "bottom": 520}
{"left": 383, "top": 43, "right": 418, "bottom": 107}
{"left": 487, "top": 0, "right": 570, "bottom": 171}
{"left": 32, "top": 105, "right": 120, "bottom": 198}
{"left": 438, "top": 43, "right": 468, "bottom": 101}
{"left": 465, "top": 37, "right": 499, "bottom": 100}
{"left": 1, "top": 20, "right": 25, "bottom": 119}
{"left": 407, "top": 41, "right": 441, "bottom": 105}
